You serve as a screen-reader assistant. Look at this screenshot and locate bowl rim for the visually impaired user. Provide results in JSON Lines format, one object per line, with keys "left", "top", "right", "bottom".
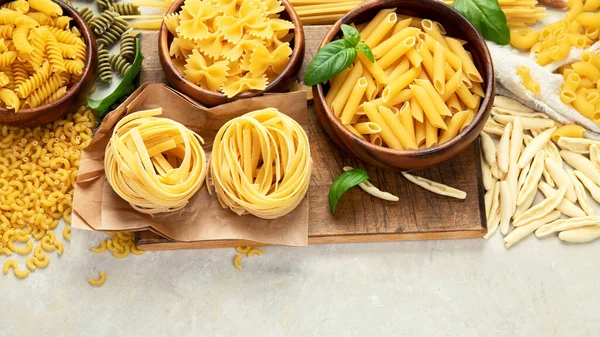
{"left": 313, "top": 0, "right": 495, "bottom": 158}
{"left": 158, "top": 0, "right": 304, "bottom": 101}
{"left": 0, "top": 0, "right": 96, "bottom": 117}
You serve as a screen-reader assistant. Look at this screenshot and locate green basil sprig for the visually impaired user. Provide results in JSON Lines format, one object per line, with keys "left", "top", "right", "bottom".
{"left": 304, "top": 24, "right": 374, "bottom": 86}
{"left": 452, "top": 0, "right": 510, "bottom": 45}
{"left": 328, "top": 168, "right": 368, "bottom": 215}
{"left": 89, "top": 37, "right": 144, "bottom": 118}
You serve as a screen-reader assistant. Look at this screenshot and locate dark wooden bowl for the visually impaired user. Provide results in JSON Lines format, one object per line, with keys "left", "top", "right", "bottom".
{"left": 159, "top": 0, "right": 305, "bottom": 107}
{"left": 312, "top": 0, "right": 495, "bottom": 171}
{"left": 0, "top": 0, "right": 97, "bottom": 126}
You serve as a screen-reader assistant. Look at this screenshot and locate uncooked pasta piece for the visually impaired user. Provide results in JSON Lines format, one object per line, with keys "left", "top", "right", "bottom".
{"left": 518, "top": 127, "right": 556, "bottom": 168}
{"left": 544, "top": 158, "right": 577, "bottom": 203}
{"left": 343, "top": 166, "right": 399, "bottom": 201}
{"left": 484, "top": 182, "right": 495, "bottom": 217}
{"left": 560, "top": 150, "right": 600, "bottom": 186}
{"left": 481, "top": 156, "right": 494, "bottom": 191}
{"left": 401, "top": 172, "right": 467, "bottom": 199}
{"left": 493, "top": 96, "right": 534, "bottom": 112}
{"left": 538, "top": 182, "right": 586, "bottom": 218}
{"left": 517, "top": 162, "right": 530, "bottom": 195}
{"left": 499, "top": 181, "right": 513, "bottom": 235}
{"left": 480, "top": 131, "right": 496, "bottom": 166}
{"left": 88, "top": 271, "right": 107, "bottom": 287}
{"left": 509, "top": 117, "right": 523, "bottom": 164}
{"left": 591, "top": 144, "right": 599, "bottom": 170}
{"left": 504, "top": 210, "right": 561, "bottom": 248}
{"left": 517, "top": 151, "right": 545, "bottom": 207}
{"left": 483, "top": 119, "right": 505, "bottom": 136}
{"left": 497, "top": 122, "right": 512, "bottom": 173}
{"left": 557, "top": 137, "right": 600, "bottom": 154}
{"left": 536, "top": 216, "right": 600, "bottom": 237}
{"left": 210, "top": 108, "right": 312, "bottom": 219}
{"left": 233, "top": 255, "right": 243, "bottom": 270}
{"left": 492, "top": 107, "right": 549, "bottom": 120}
{"left": 247, "top": 247, "right": 264, "bottom": 257}
{"left": 513, "top": 186, "right": 567, "bottom": 227}
{"left": 569, "top": 171, "right": 595, "bottom": 216}
{"left": 493, "top": 114, "right": 555, "bottom": 130}
{"left": 104, "top": 108, "right": 208, "bottom": 214}
{"left": 483, "top": 181, "right": 501, "bottom": 239}
{"left": 558, "top": 226, "right": 600, "bottom": 243}
{"left": 573, "top": 171, "right": 600, "bottom": 204}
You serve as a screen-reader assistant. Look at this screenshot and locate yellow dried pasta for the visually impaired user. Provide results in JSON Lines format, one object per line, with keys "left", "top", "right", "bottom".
{"left": 168, "top": 0, "right": 294, "bottom": 97}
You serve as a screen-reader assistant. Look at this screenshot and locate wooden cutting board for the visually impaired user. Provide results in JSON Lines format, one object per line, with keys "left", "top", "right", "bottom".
{"left": 134, "top": 27, "right": 487, "bottom": 250}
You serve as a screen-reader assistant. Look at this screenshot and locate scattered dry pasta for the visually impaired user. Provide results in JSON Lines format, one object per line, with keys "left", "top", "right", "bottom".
{"left": 88, "top": 271, "right": 107, "bottom": 287}
{"left": 0, "top": 1, "right": 88, "bottom": 111}
{"left": 289, "top": 0, "right": 366, "bottom": 25}
{"left": 559, "top": 52, "right": 600, "bottom": 124}
{"left": 90, "top": 232, "right": 144, "bottom": 258}
{"left": 0, "top": 107, "right": 97, "bottom": 278}
{"left": 166, "top": 0, "right": 294, "bottom": 97}
{"left": 325, "top": 11, "right": 483, "bottom": 149}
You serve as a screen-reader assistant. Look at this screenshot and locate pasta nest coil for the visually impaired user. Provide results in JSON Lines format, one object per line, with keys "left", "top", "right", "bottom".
{"left": 209, "top": 108, "right": 312, "bottom": 219}
{"left": 105, "top": 108, "right": 208, "bottom": 214}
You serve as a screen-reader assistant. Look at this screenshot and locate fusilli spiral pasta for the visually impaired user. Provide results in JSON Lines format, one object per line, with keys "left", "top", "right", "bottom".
{"left": 44, "top": 32, "right": 66, "bottom": 73}
{"left": 90, "top": 10, "right": 118, "bottom": 35}
{"left": 119, "top": 32, "right": 135, "bottom": 61}
{"left": 2, "top": 0, "right": 29, "bottom": 13}
{"left": 96, "top": 17, "right": 128, "bottom": 47}
{"left": 15, "top": 61, "right": 50, "bottom": 98}
{"left": 0, "top": 25, "right": 14, "bottom": 39}
{"left": 109, "top": 2, "right": 139, "bottom": 15}
{"left": 29, "top": 0, "right": 62, "bottom": 17}
{"left": 40, "top": 85, "right": 66, "bottom": 105}
{"left": 0, "top": 66, "right": 15, "bottom": 90}
{"left": 64, "top": 59, "right": 83, "bottom": 75}
{"left": 96, "top": 45, "right": 112, "bottom": 83}
{"left": 77, "top": 7, "right": 94, "bottom": 25}
{"left": 96, "top": 0, "right": 114, "bottom": 11}
{"left": 0, "top": 51, "right": 17, "bottom": 67}
{"left": 108, "top": 53, "right": 131, "bottom": 76}
{"left": 24, "top": 72, "right": 61, "bottom": 108}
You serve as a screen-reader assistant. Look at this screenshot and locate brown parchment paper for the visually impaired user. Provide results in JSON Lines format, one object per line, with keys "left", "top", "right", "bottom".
{"left": 72, "top": 83, "right": 309, "bottom": 246}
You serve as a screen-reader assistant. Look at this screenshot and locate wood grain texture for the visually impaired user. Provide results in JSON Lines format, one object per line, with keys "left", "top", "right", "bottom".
{"left": 135, "top": 28, "right": 487, "bottom": 251}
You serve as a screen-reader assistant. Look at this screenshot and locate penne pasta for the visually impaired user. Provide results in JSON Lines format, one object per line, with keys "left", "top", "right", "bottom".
{"left": 439, "top": 110, "right": 469, "bottom": 144}
{"left": 330, "top": 63, "right": 363, "bottom": 115}
{"left": 340, "top": 77, "right": 368, "bottom": 124}
{"left": 409, "top": 84, "right": 447, "bottom": 130}
{"left": 446, "top": 37, "right": 483, "bottom": 83}
{"left": 379, "top": 106, "right": 418, "bottom": 149}
{"left": 363, "top": 103, "right": 402, "bottom": 149}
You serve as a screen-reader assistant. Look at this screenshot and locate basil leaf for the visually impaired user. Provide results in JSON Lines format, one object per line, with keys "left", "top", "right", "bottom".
{"left": 304, "top": 39, "right": 356, "bottom": 86}
{"left": 452, "top": 0, "right": 510, "bottom": 45}
{"left": 341, "top": 24, "right": 360, "bottom": 46}
{"left": 355, "top": 42, "right": 374, "bottom": 63}
{"left": 328, "top": 168, "right": 369, "bottom": 215}
{"left": 89, "top": 37, "right": 144, "bottom": 117}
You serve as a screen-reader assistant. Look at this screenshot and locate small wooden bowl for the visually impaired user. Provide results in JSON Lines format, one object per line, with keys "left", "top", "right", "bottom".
{"left": 0, "top": 0, "right": 97, "bottom": 126}
{"left": 159, "top": 0, "right": 305, "bottom": 107}
{"left": 312, "top": 0, "right": 495, "bottom": 171}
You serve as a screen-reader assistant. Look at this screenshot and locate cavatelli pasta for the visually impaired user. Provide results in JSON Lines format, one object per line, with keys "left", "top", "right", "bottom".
{"left": 78, "top": 7, "right": 94, "bottom": 25}
{"left": 90, "top": 10, "right": 118, "bottom": 35}
{"left": 2, "top": 0, "right": 29, "bottom": 13}
{"left": 24, "top": 73, "right": 62, "bottom": 108}
{"left": 64, "top": 59, "right": 84, "bottom": 74}
{"left": 110, "top": 2, "right": 140, "bottom": 15}
{"left": 96, "top": 17, "right": 128, "bottom": 47}
{"left": 97, "top": 45, "right": 112, "bottom": 83}
{"left": 119, "top": 32, "right": 136, "bottom": 61}
{"left": 41, "top": 85, "right": 67, "bottom": 105}
{"left": 15, "top": 61, "right": 50, "bottom": 98}
{"left": 0, "top": 51, "right": 17, "bottom": 67}
{"left": 109, "top": 53, "right": 131, "bottom": 76}
{"left": 45, "top": 32, "right": 66, "bottom": 73}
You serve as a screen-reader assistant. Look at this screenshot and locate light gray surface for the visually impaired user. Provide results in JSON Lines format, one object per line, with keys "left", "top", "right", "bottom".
{"left": 2, "top": 226, "right": 600, "bottom": 337}
{"left": 2, "top": 3, "right": 599, "bottom": 337}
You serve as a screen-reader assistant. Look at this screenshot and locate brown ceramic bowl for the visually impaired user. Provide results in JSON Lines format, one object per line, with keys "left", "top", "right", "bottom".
{"left": 0, "top": 0, "right": 97, "bottom": 126}
{"left": 312, "top": 0, "right": 494, "bottom": 171}
{"left": 159, "top": 0, "right": 305, "bottom": 107}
